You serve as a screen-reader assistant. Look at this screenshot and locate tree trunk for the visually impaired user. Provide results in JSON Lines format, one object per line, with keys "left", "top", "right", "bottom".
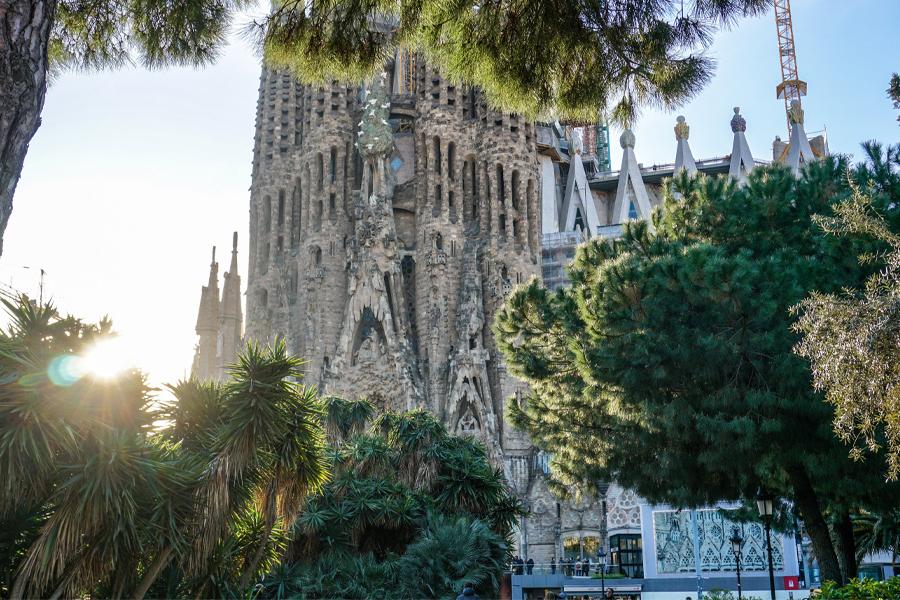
{"left": 238, "top": 524, "right": 271, "bottom": 590}
{"left": 835, "top": 509, "right": 858, "bottom": 581}
{"left": 133, "top": 545, "right": 174, "bottom": 600}
{"left": 0, "top": 0, "right": 56, "bottom": 257}
{"left": 787, "top": 464, "right": 844, "bottom": 585}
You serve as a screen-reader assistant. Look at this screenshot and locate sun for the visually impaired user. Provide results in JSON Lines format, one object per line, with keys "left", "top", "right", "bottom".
{"left": 80, "top": 336, "right": 137, "bottom": 379}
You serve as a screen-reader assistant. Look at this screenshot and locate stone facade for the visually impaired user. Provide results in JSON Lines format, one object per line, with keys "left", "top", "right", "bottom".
{"left": 239, "top": 53, "right": 584, "bottom": 559}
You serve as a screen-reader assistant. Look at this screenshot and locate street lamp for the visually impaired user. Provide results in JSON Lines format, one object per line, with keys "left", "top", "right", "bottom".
{"left": 756, "top": 489, "right": 777, "bottom": 600}
{"left": 598, "top": 546, "right": 607, "bottom": 597}
{"left": 729, "top": 527, "right": 743, "bottom": 600}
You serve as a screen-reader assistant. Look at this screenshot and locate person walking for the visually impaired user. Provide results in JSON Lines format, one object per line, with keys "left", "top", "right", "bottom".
{"left": 457, "top": 583, "right": 479, "bottom": 600}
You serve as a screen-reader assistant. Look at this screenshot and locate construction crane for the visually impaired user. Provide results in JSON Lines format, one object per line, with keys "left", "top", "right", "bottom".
{"left": 773, "top": 0, "right": 807, "bottom": 133}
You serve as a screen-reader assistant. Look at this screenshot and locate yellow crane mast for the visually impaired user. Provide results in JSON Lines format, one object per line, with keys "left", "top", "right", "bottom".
{"left": 773, "top": 0, "right": 807, "bottom": 133}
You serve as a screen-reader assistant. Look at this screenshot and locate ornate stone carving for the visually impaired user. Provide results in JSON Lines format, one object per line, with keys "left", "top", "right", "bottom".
{"left": 788, "top": 99, "right": 804, "bottom": 126}
{"left": 674, "top": 116, "right": 690, "bottom": 140}
{"left": 730, "top": 107, "right": 747, "bottom": 133}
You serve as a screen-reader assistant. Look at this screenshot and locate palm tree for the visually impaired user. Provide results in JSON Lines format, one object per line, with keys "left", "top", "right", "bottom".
{"left": 1, "top": 298, "right": 332, "bottom": 598}
{"left": 853, "top": 510, "right": 900, "bottom": 571}
{"left": 398, "top": 515, "right": 509, "bottom": 597}
{"left": 191, "top": 340, "right": 330, "bottom": 589}
{"left": 0, "top": 296, "right": 173, "bottom": 599}
{"left": 279, "top": 405, "right": 522, "bottom": 598}
{"left": 323, "top": 395, "right": 375, "bottom": 445}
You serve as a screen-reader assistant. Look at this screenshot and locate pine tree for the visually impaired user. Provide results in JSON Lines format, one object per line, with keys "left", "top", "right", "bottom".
{"left": 494, "top": 158, "right": 900, "bottom": 586}
{"left": 889, "top": 73, "right": 900, "bottom": 123}
{"left": 0, "top": 0, "right": 250, "bottom": 258}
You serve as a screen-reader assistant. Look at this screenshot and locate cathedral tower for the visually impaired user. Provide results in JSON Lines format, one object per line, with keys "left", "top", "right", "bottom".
{"left": 243, "top": 51, "right": 544, "bottom": 527}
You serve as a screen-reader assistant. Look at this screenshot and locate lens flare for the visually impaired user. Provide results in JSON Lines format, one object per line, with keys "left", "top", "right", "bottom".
{"left": 80, "top": 337, "right": 136, "bottom": 379}
{"left": 47, "top": 355, "right": 85, "bottom": 386}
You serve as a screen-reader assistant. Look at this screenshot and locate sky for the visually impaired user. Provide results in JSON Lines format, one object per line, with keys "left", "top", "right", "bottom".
{"left": 0, "top": 0, "right": 897, "bottom": 389}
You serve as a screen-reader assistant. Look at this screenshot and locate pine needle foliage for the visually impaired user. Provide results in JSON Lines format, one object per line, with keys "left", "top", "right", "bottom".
{"left": 494, "top": 155, "right": 899, "bottom": 586}
{"left": 255, "top": 0, "right": 769, "bottom": 124}
{"left": 49, "top": 0, "right": 255, "bottom": 75}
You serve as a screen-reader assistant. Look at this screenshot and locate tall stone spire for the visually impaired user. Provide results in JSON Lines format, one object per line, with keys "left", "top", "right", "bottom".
{"left": 673, "top": 116, "right": 697, "bottom": 175}
{"left": 784, "top": 100, "right": 816, "bottom": 174}
{"left": 193, "top": 247, "right": 220, "bottom": 380}
{"left": 217, "top": 232, "right": 243, "bottom": 376}
{"left": 728, "top": 107, "right": 755, "bottom": 182}
{"left": 612, "top": 129, "right": 652, "bottom": 223}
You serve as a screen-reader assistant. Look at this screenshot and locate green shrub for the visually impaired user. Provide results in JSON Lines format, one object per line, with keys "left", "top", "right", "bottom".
{"left": 815, "top": 577, "right": 900, "bottom": 599}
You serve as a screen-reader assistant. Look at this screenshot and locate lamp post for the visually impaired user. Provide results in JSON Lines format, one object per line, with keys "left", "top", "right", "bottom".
{"left": 757, "top": 489, "right": 777, "bottom": 600}
{"left": 729, "top": 527, "right": 743, "bottom": 600}
{"left": 598, "top": 546, "right": 607, "bottom": 597}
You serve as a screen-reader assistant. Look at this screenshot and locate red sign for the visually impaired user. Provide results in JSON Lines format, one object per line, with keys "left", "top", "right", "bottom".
{"left": 784, "top": 576, "right": 799, "bottom": 589}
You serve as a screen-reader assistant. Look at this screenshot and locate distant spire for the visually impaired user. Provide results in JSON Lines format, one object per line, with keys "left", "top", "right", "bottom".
{"left": 216, "top": 231, "right": 244, "bottom": 378}
{"left": 673, "top": 116, "right": 697, "bottom": 175}
{"left": 612, "top": 129, "right": 653, "bottom": 224}
{"left": 207, "top": 246, "right": 218, "bottom": 286}
{"left": 728, "top": 107, "right": 755, "bottom": 183}
{"left": 229, "top": 232, "right": 239, "bottom": 275}
{"left": 784, "top": 100, "right": 816, "bottom": 174}
{"left": 193, "top": 246, "right": 221, "bottom": 380}
{"left": 222, "top": 232, "right": 242, "bottom": 322}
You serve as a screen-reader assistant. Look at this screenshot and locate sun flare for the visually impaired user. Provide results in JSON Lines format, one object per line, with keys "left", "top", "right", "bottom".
{"left": 80, "top": 336, "right": 137, "bottom": 380}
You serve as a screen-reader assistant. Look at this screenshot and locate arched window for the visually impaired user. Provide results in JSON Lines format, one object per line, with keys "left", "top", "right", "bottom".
{"left": 435, "top": 233, "right": 443, "bottom": 251}
{"left": 496, "top": 165, "right": 505, "bottom": 202}
{"left": 313, "top": 245, "right": 322, "bottom": 266}
{"left": 277, "top": 190, "right": 285, "bottom": 227}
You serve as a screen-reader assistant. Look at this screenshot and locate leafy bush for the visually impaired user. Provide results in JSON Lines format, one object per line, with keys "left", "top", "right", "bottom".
{"left": 815, "top": 577, "right": 900, "bottom": 599}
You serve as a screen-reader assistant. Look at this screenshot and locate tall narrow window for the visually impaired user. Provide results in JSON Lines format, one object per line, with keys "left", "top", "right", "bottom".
{"left": 447, "top": 142, "right": 456, "bottom": 180}
{"left": 263, "top": 195, "right": 272, "bottom": 232}
{"left": 330, "top": 147, "right": 337, "bottom": 183}
{"left": 317, "top": 153, "right": 324, "bottom": 191}
{"left": 277, "top": 190, "right": 285, "bottom": 227}
{"left": 433, "top": 137, "right": 442, "bottom": 176}
{"left": 511, "top": 170, "right": 520, "bottom": 210}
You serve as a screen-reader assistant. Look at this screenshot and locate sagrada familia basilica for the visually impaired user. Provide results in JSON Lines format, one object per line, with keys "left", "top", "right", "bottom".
{"left": 191, "top": 50, "right": 826, "bottom": 563}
